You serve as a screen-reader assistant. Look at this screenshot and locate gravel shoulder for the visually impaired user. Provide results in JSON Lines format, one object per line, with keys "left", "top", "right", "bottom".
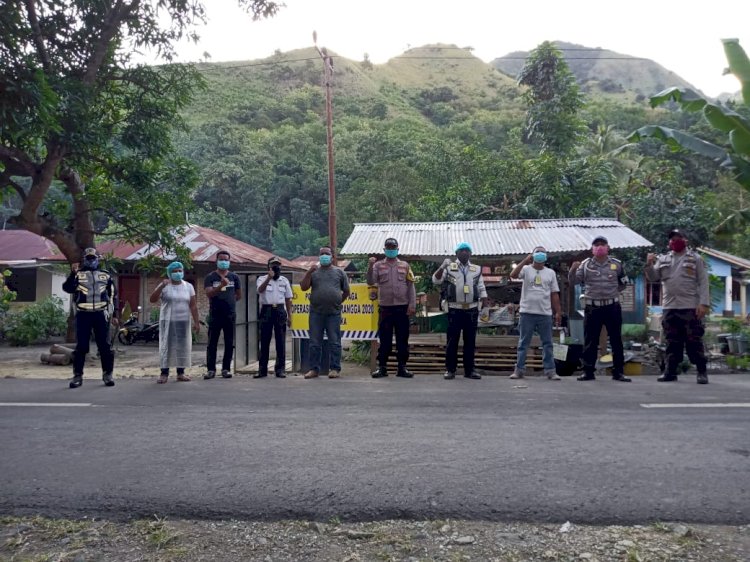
{"left": 2, "top": 517, "right": 749, "bottom": 561}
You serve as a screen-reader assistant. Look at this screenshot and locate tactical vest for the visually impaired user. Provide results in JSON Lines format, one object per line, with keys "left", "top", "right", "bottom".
{"left": 442, "top": 262, "right": 482, "bottom": 303}
{"left": 73, "top": 270, "right": 113, "bottom": 312}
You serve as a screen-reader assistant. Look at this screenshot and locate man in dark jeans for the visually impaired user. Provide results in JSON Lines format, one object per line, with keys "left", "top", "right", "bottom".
{"left": 204, "top": 250, "right": 242, "bottom": 379}
{"left": 255, "top": 255, "right": 293, "bottom": 378}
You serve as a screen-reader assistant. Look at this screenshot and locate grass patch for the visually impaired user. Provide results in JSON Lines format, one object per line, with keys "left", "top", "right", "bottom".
{"left": 133, "top": 516, "right": 181, "bottom": 550}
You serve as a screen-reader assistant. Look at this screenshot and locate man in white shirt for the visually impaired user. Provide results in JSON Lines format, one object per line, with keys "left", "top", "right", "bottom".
{"left": 256, "top": 256, "right": 293, "bottom": 378}
{"left": 509, "top": 246, "right": 562, "bottom": 380}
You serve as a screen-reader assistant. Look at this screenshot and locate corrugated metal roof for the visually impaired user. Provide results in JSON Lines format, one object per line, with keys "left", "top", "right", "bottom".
{"left": 0, "top": 230, "right": 62, "bottom": 262}
{"left": 341, "top": 219, "right": 653, "bottom": 258}
{"left": 699, "top": 247, "right": 750, "bottom": 270}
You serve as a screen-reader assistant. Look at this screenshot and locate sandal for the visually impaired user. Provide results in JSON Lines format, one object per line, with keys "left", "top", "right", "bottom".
{"left": 157, "top": 374, "right": 168, "bottom": 384}
{"left": 176, "top": 373, "right": 191, "bottom": 382}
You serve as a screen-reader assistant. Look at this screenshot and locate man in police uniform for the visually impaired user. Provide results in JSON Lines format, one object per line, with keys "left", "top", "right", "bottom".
{"left": 62, "top": 247, "right": 118, "bottom": 389}
{"left": 367, "top": 237, "right": 416, "bottom": 378}
{"left": 433, "top": 242, "right": 488, "bottom": 380}
{"left": 645, "top": 229, "right": 710, "bottom": 384}
{"left": 256, "top": 255, "right": 293, "bottom": 378}
{"left": 569, "top": 235, "right": 631, "bottom": 382}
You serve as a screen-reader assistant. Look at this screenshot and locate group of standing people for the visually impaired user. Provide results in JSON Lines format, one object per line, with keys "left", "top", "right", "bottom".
{"left": 63, "top": 227, "right": 711, "bottom": 387}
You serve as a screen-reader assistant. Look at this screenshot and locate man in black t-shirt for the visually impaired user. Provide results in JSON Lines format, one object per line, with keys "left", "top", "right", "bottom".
{"left": 204, "top": 250, "right": 242, "bottom": 379}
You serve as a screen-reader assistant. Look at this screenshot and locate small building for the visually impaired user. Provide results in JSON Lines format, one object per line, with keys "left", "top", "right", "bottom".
{"left": 698, "top": 247, "right": 750, "bottom": 317}
{"left": 0, "top": 230, "right": 70, "bottom": 309}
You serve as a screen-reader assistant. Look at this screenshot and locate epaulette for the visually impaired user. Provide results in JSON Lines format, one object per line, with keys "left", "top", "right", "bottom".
{"left": 469, "top": 264, "right": 479, "bottom": 272}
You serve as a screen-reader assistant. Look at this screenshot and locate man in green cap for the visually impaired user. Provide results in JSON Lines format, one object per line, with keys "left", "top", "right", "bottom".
{"left": 433, "top": 242, "right": 488, "bottom": 380}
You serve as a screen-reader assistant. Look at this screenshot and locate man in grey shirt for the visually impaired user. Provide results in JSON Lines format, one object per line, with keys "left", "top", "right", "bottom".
{"left": 300, "top": 246, "right": 350, "bottom": 379}
{"left": 645, "top": 229, "right": 710, "bottom": 384}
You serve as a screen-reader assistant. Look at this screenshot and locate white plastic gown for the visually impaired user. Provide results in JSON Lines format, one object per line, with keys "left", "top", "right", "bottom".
{"left": 159, "top": 282, "right": 195, "bottom": 369}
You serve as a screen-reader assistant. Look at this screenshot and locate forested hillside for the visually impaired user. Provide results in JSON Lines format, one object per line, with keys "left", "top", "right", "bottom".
{"left": 175, "top": 43, "right": 748, "bottom": 259}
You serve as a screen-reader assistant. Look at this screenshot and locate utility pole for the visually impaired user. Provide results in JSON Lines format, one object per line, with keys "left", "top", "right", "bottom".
{"left": 313, "top": 31, "right": 337, "bottom": 264}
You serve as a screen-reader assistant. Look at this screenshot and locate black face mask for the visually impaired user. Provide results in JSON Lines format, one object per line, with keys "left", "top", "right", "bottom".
{"left": 271, "top": 265, "right": 281, "bottom": 279}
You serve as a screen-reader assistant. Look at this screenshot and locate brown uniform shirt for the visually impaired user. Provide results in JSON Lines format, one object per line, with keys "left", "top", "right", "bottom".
{"left": 367, "top": 259, "right": 416, "bottom": 308}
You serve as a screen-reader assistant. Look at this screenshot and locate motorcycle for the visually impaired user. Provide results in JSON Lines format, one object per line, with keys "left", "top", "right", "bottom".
{"left": 117, "top": 307, "right": 159, "bottom": 345}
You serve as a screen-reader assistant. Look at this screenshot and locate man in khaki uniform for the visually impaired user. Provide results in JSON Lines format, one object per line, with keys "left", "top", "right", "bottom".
{"left": 367, "top": 237, "right": 416, "bottom": 378}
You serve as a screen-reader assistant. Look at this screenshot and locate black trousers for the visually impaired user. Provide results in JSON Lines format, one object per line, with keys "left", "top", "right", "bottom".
{"left": 445, "top": 307, "right": 479, "bottom": 373}
{"left": 259, "top": 305, "right": 287, "bottom": 375}
{"left": 582, "top": 302, "right": 624, "bottom": 376}
{"left": 377, "top": 305, "right": 410, "bottom": 367}
{"left": 73, "top": 310, "right": 114, "bottom": 375}
{"left": 662, "top": 308, "right": 707, "bottom": 376}
{"left": 207, "top": 312, "right": 235, "bottom": 372}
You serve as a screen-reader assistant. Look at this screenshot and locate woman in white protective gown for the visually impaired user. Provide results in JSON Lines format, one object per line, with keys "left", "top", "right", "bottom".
{"left": 149, "top": 261, "right": 200, "bottom": 383}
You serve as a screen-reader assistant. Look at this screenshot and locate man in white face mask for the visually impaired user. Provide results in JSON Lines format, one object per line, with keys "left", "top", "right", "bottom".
{"left": 569, "top": 235, "right": 630, "bottom": 382}
{"left": 509, "top": 246, "right": 562, "bottom": 380}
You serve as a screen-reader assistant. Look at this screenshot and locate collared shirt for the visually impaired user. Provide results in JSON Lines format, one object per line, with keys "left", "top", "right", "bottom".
{"left": 367, "top": 258, "right": 416, "bottom": 308}
{"left": 256, "top": 275, "right": 293, "bottom": 305}
{"left": 645, "top": 250, "right": 709, "bottom": 309}
{"left": 570, "top": 256, "right": 627, "bottom": 300}
{"left": 432, "top": 259, "right": 487, "bottom": 304}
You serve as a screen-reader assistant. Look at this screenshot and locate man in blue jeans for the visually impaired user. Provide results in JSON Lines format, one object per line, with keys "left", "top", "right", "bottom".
{"left": 299, "top": 246, "right": 350, "bottom": 379}
{"left": 509, "top": 246, "right": 562, "bottom": 380}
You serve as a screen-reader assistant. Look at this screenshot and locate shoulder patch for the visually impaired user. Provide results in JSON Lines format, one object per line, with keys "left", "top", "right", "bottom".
{"left": 406, "top": 268, "right": 415, "bottom": 282}
{"left": 449, "top": 263, "right": 459, "bottom": 271}
{"left": 469, "top": 265, "right": 479, "bottom": 272}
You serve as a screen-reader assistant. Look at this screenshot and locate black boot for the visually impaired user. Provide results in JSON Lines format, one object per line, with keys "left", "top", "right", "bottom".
{"left": 464, "top": 371, "right": 482, "bottom": 380}
{"left": 697, "top": 372, "right": 709, "bottom": 384}
{"left": 657, "top": 373, "right": 678, "bottom": 382}
{"left": 102, "top": 372, "right": 115, "bottom": 387}
{"left": 611, "top": 373, "right": 631, "bottom": 382}
{"left": 443, "top": 371, "right": 456, "bottom": 380}
{"left": 577, "top": 373, "right": 596, "bottom": 381}
{"left": 396, "top": 366, "right": 414, "bottom": 378}
{"left": 69, "top": 374, "right": 83, "bottom": 389}
{"left": 371, "top": 366, "right": 388, "bottom": 378}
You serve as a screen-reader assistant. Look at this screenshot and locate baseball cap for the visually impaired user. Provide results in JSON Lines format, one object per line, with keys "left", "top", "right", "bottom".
{"left": 592, "top": 235, "right": 608, "bottom": 245}
{"left": 384, "top": 237, "right": 398, "bottom": 247}
{"left": 668, "top": 228, "right": 684, "bottom": 239}
{"left": 268, "top": 255, "right": 282, "bottom": 266}
{"left": 83, "top": 247, "right": 97, "bottom": 258}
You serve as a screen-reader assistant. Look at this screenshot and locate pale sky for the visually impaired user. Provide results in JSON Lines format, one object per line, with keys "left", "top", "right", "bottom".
{"left": 151, "top": 0, "right": 750, "bottom": 98}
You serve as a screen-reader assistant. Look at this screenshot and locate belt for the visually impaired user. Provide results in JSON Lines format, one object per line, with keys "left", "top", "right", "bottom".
{"left": 262, "top": 304, "right": 284, "bottom": 308}
{"left": 448, "top": 302, "right": 479, "bottom": 310}
{"left": 585, "top": 298, "right": 619, "bottom": 307}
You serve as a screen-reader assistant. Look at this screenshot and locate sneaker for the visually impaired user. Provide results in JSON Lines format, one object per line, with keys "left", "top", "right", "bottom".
{"left": 221, "top": 370, "right": 232, "bottom": 378}
{"left": 464, "top": 371, "right": 482, "bottom": 380}
{"left": 509, "top": 371, "right": 524, "bottom": 379}
{"left": 545, "top": 370, "right": 561, "bottom": 381}
{"left": 275, "top": 371, "right": 286, "bottom": 378}
{"left": 657, "top": 373, "right": 678, "bottom": 382}
{"left": 612, "top": 373, "right": 632, "bottom": 382}
{"left": 697, "top": 372, "right": 709, "bottom": 384}
{"left": 103, "top": 372, "right": 115, "bottom": 387}
{"left": 371, "top": 367, "right": 388, "bottom": 378}
{"left": 328, "top": 371, "right": 340, "bottom": 379}
{"left": 304, "top": 370, "right": 319, "bottom": 379}
{"left": 69, "top": 374, "right": 83, "bottom": 389}
{"left": 443, "top": 371, "right": 456, "bottom": 380}
{"left": 203, "top": 370, "right": 216, "bottom": 380}
{"left": 577, "top": 373, "right": 596, "bottom": 381}
{"left": 253, "top": 372, "right": 268, "bottom": 379}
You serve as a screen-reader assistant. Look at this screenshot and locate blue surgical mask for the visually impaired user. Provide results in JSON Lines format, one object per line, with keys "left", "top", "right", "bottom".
{"left": 170, "top": 272, "right": 184, "bottom": 282}
{"left": 217, "top": 260, "right": 230, "bottom": 270}
{"left": 319, "top": 254, "right": 332, "bottom": 266}
{"left": 533, "top": 252, "right": 547, "bottom": 263}
{"left": 384, "top": 249, "right": 399, "bottom": 259}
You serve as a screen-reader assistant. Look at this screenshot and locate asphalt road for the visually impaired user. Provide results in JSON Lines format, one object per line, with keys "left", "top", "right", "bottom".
{"left": 1, "top": 374, "right": 748, "bottom": 524}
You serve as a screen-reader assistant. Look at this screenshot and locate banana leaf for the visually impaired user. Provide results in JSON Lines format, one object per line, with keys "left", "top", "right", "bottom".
{"left": 627, "top": 125, "right": 728, "bottom": 161}
{"left": 722, "top": 38, "right": 750, "bottom": 106}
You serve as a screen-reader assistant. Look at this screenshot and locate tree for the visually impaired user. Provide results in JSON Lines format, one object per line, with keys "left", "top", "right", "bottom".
{"left": 0, "top": 0, "right": 280, "bottom": 263}
{"left": 517, "top": 41, "right": 586, "bottom": 157}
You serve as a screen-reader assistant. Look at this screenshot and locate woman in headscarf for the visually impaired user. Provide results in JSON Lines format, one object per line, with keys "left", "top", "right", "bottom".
{"left": 149, "top": 261, "right": 200, "bottom": 383}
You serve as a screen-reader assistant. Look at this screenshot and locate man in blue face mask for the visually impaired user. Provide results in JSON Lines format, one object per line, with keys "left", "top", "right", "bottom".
{"left": 299, "top": 246, "right": 350, "bottom": 379}
{"left": 62, "top": 247, "right": 118, "bottom": 388}
{"left": 256, "top": 255, "right": 293, "bottom": 378}
{"left": 367, "top": 237, "right": 417, "bottom": 378}
{"left": 204, "top": 250, "right": 242, "bottom": 379}
{"left": 509, "top": 246, "right": 562, "bottom": 380}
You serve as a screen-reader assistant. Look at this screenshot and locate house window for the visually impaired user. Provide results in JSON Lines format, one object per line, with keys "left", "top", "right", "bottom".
{"left": 646, "top": 282, "right": 661, "bottom": 306}
{"left": 6, "top": 269, "right": 36, "bottom": 302}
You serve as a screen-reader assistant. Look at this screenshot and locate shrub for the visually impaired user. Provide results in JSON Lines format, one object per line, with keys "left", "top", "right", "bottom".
{"left": 5, "top": 296, "right": 68, "bottom": 346}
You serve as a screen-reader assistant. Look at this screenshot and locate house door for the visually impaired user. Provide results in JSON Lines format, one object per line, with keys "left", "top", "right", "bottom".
{"left": 118, "top": 275, "right": 140, "bottom": 316}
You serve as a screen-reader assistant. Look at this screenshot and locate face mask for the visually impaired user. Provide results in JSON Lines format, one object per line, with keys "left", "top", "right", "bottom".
{"left": 669, "top": 239, "right": 687, "bottom": 252}
{"left": 170, "top": 272, "right": 184, "bottom": 282}
{"left": 384, "top": 249, "right": 399, "bottom": 259}
{"left": 217, "top": 260, "right": 230, "bottom": 270}
{"left": 532, "top": 252, "right": 546, "bottom": 263}
{"left": 593, "top": 246, "right": 608, "bottom": 258}
{"left": 84, "top": 258, "right": 99, "bottom": 270}
{"left": 271, "top": 265, "right": 281, "bottom": 279}
{"left": 319, "top": 255, "right": 332, "bottom": 266}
